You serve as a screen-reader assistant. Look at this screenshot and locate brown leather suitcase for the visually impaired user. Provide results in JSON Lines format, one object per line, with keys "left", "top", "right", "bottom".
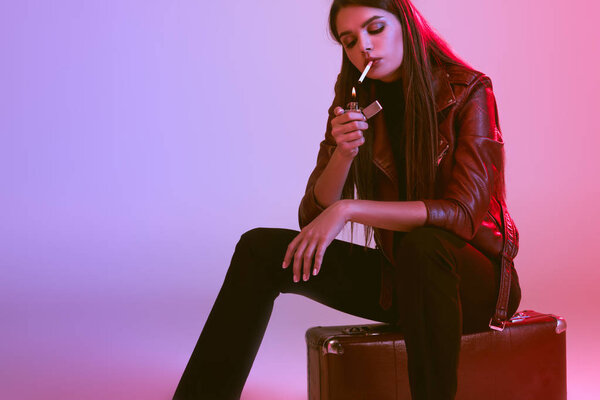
{"left": 305, "top": 310, "right": 566, "bottom": 400}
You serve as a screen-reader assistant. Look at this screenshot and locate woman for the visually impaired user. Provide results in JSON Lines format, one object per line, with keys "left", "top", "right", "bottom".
{"left": 174, "top": 0, "right": 521, "bottom": 399}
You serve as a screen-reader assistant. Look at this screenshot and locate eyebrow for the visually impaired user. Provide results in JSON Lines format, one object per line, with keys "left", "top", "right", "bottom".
{"left": 338, "top": 16, "right": 384, "bottom": 38}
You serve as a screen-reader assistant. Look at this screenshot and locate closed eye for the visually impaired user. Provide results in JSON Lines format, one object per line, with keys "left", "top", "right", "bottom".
{"left": 343, "top": 39, "right": 357, "bottom": 48}
{"left": 343, "top": 24, "right": 385, "bottom": 48}
{"left": 368, "top": 23, "right": 385, "bottom": 34}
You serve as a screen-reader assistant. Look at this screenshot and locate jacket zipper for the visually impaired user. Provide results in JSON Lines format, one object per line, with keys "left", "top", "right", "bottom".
{"left": 373, "top": 229, "right": 394, "bottom": 266}
{"left": 436, "top": 143, "right": 449, "bottom": 166}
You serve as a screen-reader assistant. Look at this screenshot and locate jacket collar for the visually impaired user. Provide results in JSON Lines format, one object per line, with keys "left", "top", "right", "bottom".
{"left": 432, "top": 64, "right": 456, "bottom": 113}
{"left": 371, "top": 63, "right": 455, "bottom": 189}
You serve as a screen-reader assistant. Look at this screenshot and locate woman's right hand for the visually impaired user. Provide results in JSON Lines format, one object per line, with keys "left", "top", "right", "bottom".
{"left": 330, "top": 106, "right": 368, "bottom": 160}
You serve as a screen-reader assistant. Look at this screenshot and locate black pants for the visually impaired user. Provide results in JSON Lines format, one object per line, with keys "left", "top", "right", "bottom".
{"left": 173, "top": 226, "right": 521, "bottom": 400}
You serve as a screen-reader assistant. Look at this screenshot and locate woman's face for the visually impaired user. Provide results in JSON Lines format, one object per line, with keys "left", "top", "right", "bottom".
{"left": 335, "top": 5, "right": 404, "bottom": 83}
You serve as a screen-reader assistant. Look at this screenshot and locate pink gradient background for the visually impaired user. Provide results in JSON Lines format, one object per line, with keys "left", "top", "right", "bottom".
{"left": 2, "top": 0, "right": 598, "bottom": 399}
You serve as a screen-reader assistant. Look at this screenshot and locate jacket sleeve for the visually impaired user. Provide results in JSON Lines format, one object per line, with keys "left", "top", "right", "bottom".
{"left": 298, "top": 75, "right": 343, "bottom": 229}
{"left": 422, "top": 75, "right": 505, "bottom": 240}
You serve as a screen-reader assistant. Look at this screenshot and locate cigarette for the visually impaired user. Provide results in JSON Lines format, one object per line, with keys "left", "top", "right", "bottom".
{"left": 358, "top": 61, "right": 373, "bottom": 83}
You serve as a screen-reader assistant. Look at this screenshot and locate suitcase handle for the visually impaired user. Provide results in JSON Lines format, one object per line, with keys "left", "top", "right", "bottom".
{"left": 321, "top": 325, "right": 394, "bottom": 355}
{"left": 341, "top": 324, "right": 398, "bottom": 335}
{"left": 343, "top": 326, "right": 376, "bottom": 335}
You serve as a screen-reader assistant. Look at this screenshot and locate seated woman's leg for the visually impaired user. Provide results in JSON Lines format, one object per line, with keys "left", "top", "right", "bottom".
{"left": 394, "top": 226, "right": 521, "bottom": 400}
{"left": 173, "top": 227, "right": 395, "bottom": 400}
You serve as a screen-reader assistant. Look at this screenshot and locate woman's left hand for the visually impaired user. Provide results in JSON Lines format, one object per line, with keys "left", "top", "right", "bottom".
{"left": 282, "top": 200, "right": 350, "bottom": 283}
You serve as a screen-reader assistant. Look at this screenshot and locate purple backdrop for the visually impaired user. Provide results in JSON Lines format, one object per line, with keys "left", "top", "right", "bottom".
{"left": 2, "top": 0, "right": 598, "bottom": 399}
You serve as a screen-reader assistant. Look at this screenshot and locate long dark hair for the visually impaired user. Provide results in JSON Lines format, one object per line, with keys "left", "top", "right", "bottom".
{"left": 328, "top": 0, "right": 470, "bottom": 246}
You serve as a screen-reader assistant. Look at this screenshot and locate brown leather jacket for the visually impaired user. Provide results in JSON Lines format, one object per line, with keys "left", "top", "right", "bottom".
{"left": 298, "top": 62, "right": 519, "bottom": 311}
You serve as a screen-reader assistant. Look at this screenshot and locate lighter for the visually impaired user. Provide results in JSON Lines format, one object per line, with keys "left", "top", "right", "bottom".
{"left": 346, "top": 86, "right": 383, "bottom": 120}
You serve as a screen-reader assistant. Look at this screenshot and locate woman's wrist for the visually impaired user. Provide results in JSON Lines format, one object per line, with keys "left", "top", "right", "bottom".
{"left": 334, "top": 199, "right": 355, "bottom": 223}
{"left": 332, "top": 147, "right": 356, "bottom": 164}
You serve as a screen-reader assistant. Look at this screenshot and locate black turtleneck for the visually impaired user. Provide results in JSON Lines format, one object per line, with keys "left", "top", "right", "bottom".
{"left": 375, "top": 79, "right": 407, "bottom": 201}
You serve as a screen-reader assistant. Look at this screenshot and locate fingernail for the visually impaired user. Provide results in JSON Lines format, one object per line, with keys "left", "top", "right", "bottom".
{"left": 303, "top": 274, "right": 308, "bottom": 281}
{"left": 282, "top": 262, "right": 286, "bottom": 269}
{"left": 293, "top": 275, "right": 299, "bottom": 283}
{"left": 312, "top": 268, "right": 318, "bottom": 276}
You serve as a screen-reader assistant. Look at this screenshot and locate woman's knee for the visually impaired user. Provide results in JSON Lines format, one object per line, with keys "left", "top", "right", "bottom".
{"left": 229, "top": 227, "right": 297, "bottom": 283}
{"left": 236, "top": 227, "right": 273, "bottom": 252}
{"left": 235, "top": 227, "right": 296, "bottom": 257}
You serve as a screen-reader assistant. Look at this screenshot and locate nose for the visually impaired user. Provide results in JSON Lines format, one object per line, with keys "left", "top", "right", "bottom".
{"left": 357, "top": 33, "right": 373, "bottom": 54}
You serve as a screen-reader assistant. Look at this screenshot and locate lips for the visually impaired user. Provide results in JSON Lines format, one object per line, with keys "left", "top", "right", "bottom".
{"left": 365, "top": 57, "right": 381, "bottom": 67}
